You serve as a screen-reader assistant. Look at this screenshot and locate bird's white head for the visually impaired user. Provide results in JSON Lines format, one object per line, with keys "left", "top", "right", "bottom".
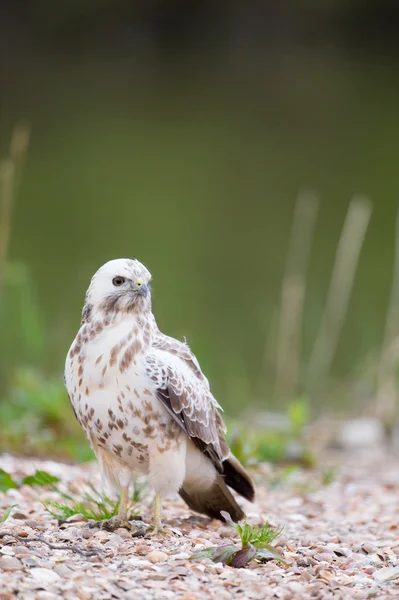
{"left": 82, "top": 258, "right": 152, "bottom": 322}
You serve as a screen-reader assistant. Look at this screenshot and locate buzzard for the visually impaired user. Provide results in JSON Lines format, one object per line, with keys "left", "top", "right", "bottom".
{"left": 64, "top": 259, "right": 254, "bottom": 535}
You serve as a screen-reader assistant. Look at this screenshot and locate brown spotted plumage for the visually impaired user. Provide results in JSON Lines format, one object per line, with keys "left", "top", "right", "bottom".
{"left": 64, "top": 258, "right": 254, "bottom": 533}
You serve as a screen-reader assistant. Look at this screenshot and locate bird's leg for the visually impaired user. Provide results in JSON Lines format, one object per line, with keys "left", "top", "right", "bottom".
{"left": 97, "top": 486, "right": 148, "bottom": 536}
{"left": 99, "top": 485, "right": 131, "bottom": 531}
{"left": 117, "top": 485, "right": 129, "bottom": 521}
{"left": 145, "top": 493, "right": 167, "bottom": 537}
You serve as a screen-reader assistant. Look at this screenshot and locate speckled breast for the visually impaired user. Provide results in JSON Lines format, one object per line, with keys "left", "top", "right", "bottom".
{"left": 65, "top": 317, "right": 182, "bottom": 472}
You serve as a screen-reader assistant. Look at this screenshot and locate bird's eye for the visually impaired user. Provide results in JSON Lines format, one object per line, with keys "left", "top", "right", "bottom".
{"left": 112, "top": 276, "right": 126, "bottom": 287}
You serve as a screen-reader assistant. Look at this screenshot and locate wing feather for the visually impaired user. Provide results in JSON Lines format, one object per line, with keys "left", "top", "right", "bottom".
{"left": 145, "top": 350, "right": 227, "bottom": 472}
{"left": 151, "top": 328, "right": 212, "bottom": 392}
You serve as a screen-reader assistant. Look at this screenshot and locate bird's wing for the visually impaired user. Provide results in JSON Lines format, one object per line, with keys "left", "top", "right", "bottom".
{"left": 145, "top": 350, "right": 229, "bottom": 472}
{"left": 151, "top": 328, "right": 211, "bottom": 391}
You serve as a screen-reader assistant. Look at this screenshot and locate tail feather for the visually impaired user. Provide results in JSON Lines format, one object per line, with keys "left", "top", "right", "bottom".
{"left": 179, "top": 476, "right": 245, "bottom": 522}
{"left": 222, "top": 454, "right": 255, "bottom": 502}
{"left": 180, "top": 441, "right": 254, "bottom": 522}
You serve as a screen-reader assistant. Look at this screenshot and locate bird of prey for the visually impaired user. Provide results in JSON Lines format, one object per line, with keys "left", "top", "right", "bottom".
{"left": 64, "top": 258, "right": 254, "bottom": 535}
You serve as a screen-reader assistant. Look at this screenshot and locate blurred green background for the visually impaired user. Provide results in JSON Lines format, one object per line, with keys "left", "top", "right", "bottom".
{"left": 1, "top": 0, "right": 399, "bottom": 460}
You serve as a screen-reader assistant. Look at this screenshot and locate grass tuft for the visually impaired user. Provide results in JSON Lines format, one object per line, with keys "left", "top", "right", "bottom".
{"left": 230, "top": 515, "right": 284, "bottom": 548}
{"left": 44, "top": 483, "right": 140, "bottom": 523}
{"left": 1, "top": 504, "right": 18, "bottom": 525}
{"left": 191, "top": 511, "right": 287, "bottom": 568}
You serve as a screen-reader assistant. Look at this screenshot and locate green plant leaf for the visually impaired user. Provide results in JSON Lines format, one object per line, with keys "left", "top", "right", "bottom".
{"left": 0, "top": 469, "right": 18, "bottom": 492}
{"left": 287, "top": 397, "right": 309, "bottom": 435}
{"left": 22, "top": 470, "right": 60, "bottom": 487}
{"left": 255, "top": 544, "right": 288, "bottom": 565}
{"left": 1, "top": 504, "right": 18, "bottom": 524}
{"left": 231, "top": 543, "right": 257, "bottom": 568}
{"left": 212, "top": 544, "right": 237, "bottom": 564}
{"left": 190, "top": 547, "right": 217, "bottom": 560}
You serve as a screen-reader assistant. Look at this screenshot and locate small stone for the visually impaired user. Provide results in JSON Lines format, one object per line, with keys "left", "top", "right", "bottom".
{"left": 237, "top": 569, "right": 258, "bottom": 580}
{"left": 135, "top": 543, "right": 151, "bottom": 555}
{"left": 337, "top": 417, "right": 384, "bottom": 449}
{"left": 114, "top": 528, "right": 132, "bottom": 537}
{"left": 21, "top": 557, "right": 39, "bottom": 567}
{"left": 15, "top": 530, "right": 30, "bottom": 538}
{"left": 59, "top": 528, "right": 80, "bottom": 540}
{"left": 219, "top": 527, "right": 235, "bottom": 539}
{"left": 364, "top": 553, "right": 383, "bottom": 565}
{"left": 25, "top": 520, "right": 45, "bottom": 529}
{"left": 374, "top": 565, "right": 399, "bottom": 582}
{"left": 30, "top": 567, "right": 61, "bottom": 584}
{"left": 81, "top": 528, "right": 93, "bottom": 539}
{"left": 147, "top": 550, "right": 168, "bottom": 563}
{"left": 0, "top": 556, "right": 23, "bottom": 571}
{"left": 362, "top": 543, "right": 376, "bottom": 555}
{"left": 14, "top": 545, "right": 31, "bottom": 554}
{"left": 288, "top": 582, "right": 305, "bottom": 593}
{"left": 36, "top": 593, "right": 60, "bottom": 600}
{"left": 66, "top": 513, "right": 86, "bottom": 522}
{"left": 317, "top": 552, "right": 333, "bottom": 562}
{"left": 317, "top": 569, "right": 335, "bottom": 582}
{"left": 297, "top": 557, "right": 314, "bottom": 567}
{"left": 94, "top": 530, "right": 110, "bottom": 541}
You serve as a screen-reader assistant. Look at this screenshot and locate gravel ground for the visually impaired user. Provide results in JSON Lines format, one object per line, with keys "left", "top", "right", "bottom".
{"left": 0, "top": 448, "right": 399, "bottom": 599}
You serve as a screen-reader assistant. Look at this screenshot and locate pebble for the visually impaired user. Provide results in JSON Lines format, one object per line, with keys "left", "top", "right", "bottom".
{"left": 0, "top": 556, "right": 23, "bottom": 571}
{"left": 35, "top": 593, "right": 60, "bottom": 600}
{"left": 66, "top": 513, "right": 86, "bottom": 522}
{"left": 288, "top": 581, "right": 305, "bottom": 593}
{"left": 114, "top": 528, "right": 132, "bottom": 537}
{"left": 136, "top": 543, "right": 151, "bottom": 555}
{"left": 362, "top": 543, "right": 376, "bottom": 555}
{"left": 30, "top": 568, "right": 61, "bottom": 584}
{"left": 374, "top": 565, "right": 399, "bottom": 582}
{"left": 1, "top": 450, "right": 398, "bottom": 599}
{"left": 24, "top": 520, "right": 44, "bottom": 529}
{"left": 219, "top": 528, "right": 235, "bottom": 539}
{"left": 317, "top": 552, "right": 334, "bottom": 562}
{"left": 93, "top": 531, "right": 110, "bottom": 541}
{"left": 337, "top": 418, "right": 384, "bottom": 449}
{"left": 147, "top": 550, "right": 168, "bottom": 563}
{"left": 172, "top": 552, "right": 190, "bottom": 560}
{"left": 81, "top": 528, "right": 93, "bottom": 539}
{"left": 53, "top": 564, "right": 74, "bottom": 577}
{"left": 14, "top": 545, "right": 31, "bottom": 554}
{"left": 59, "top": 528, "right": 80, "bottom": 540}
{"left": 21, "top": 557, "right": 39, "bottom": 567}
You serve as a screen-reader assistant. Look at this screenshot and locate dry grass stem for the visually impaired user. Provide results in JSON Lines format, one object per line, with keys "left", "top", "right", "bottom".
{"left": 274, "top": 191, "right": 319, "bottom": 399}
{"left": 308, "top": 195, "right": 372, "bottom": 382}
{"left": 375, "top": 205, "right": 399, "bottom": 420}
{"left": 0, "top": 121, "right": 30, "bottom": 299}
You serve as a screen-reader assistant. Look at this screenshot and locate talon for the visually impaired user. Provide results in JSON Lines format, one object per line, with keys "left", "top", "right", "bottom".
{"left": 100, "top": 516, "right": 131, "bottom": 532}
{"left": 130, "top": 520, "right": 151, "bottom": 537}
{"left": 145, "top": 522, "right": 168, "bottom": 538}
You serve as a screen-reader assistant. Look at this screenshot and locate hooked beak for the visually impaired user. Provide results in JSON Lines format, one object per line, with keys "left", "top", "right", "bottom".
{"left": 137, "top": 283, "right": 149, "bottom": 297}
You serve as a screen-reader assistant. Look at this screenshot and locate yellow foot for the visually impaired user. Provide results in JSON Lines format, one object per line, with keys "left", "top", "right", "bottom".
{"left": 94, "top": 517, "right": 148, "bottom": 536}
{"left": 99, "top": 516, "right": 131, "bottom": 531}
{"left": 145, "top": 522, "right": 168, "bottom": 538}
